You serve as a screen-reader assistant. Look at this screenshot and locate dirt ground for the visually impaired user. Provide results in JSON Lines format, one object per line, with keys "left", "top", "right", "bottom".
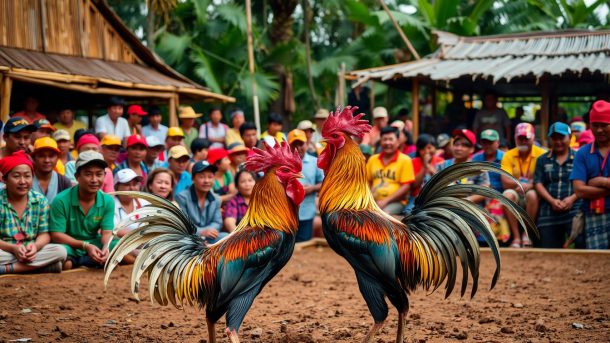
{"left": 1, "top": 248, "right": 609, "bottom": 343}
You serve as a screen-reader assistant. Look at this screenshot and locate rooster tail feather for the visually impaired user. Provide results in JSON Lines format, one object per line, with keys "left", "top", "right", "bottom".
{"left": 402, "top": 162, "right": 537, "bottom": 299}
{"left": 104, "top": 191, "right": 208, "bottom": 308}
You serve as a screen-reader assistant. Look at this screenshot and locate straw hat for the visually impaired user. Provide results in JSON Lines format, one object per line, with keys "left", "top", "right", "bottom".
{"left": 178, "top": 106, "right": 202, "bottom": 119}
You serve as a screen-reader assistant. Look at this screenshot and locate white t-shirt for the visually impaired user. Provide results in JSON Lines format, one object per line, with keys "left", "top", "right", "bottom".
{"left": 95, "top": 114, "right": 131, "bottom": 140}
{"left": 113, "top": 197, "right": 151, "bottom": 231}
{"left": 199, "top": 122, "right": 228, "bottom": 149}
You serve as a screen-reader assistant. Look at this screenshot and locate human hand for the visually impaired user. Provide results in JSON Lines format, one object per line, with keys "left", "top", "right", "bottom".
{"left": 85, "top": 243, "right": 105, "bottom": 264}
{"left": 201, "top": 229, "right": 219, "bottom": 239}
{"left": 23, "top": 243, "right": 38, "bottom": 262}
{"left": 550, "top": 198, "right": 565, "bottom": 212}
{"left": 13, "top": 244, "right": 29, "bottom": 262}
{"left": 422, "top": 153, "right": 432, "bottom": 165}
{"left": 562, "top": 196, "right": 575, "bottom": 210}
{"left": 303, "top": 185, "right": 315, "bottom": 195}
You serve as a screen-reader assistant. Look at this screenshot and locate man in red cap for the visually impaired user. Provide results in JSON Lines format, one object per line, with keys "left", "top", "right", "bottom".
{"left": 126, "top": 104, "right": 147, "bottom": 135}
{"left": 0, "top": 151, "right": 66, "bottom": 274}
{"left": 571, "top": 100, "right": 610, "bottom": 249}
{"left": 114, "top": 134, "right": 149, "bottom": 187}
{"left": 501, "top": 122, "right": 546, "bottom": 248}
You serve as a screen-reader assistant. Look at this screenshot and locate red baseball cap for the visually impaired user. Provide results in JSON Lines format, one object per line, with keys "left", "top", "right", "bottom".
{"left": 127, "top": 105, "right": 148, "bottom": 116}
{"left": 451, "top": 128, "right": 476, "bottom": 146}
{"left": 207, "top": 148, "right": 228, "bottom": 165}
{"left": 126, "top": 134, "right": 148, "bottom": 148}
{"left": 590, "top": 100, "right": 610, "bottom": 124}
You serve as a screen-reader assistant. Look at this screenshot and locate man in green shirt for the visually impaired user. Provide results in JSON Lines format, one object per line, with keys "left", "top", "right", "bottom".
{"left": 50, "top": 151, "right": 132, "bottom": 269}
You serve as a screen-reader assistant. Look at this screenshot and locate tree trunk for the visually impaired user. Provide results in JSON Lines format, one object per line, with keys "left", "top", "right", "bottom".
{"left": 146, "top": 8, "right": 155, "bottom": 48}
{"left": 302, "top": 0, "right": 320, "bottom": 110}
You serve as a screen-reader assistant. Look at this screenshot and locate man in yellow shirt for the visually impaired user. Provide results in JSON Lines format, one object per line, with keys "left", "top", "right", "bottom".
{"left": 260, "top": 113, "right": 286, "bottom": 143}
{"left": 366, "top": 126, "right": 415, "bottom": 215}
{"left": 52, "top": 107, "right": 86, "bottom": 144}
{"left": 501, "top": 122, "right": 546, "bottom": 248}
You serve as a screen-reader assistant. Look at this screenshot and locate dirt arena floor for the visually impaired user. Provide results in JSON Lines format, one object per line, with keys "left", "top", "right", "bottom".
{"left": 1, "top": 247, "right": 609, "bottom": 343}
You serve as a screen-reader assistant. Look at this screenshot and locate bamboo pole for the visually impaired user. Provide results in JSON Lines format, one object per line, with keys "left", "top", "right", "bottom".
{"left": 377, "top": 0, "right": 420, "bottom": 60}
{"left": 168, "top": 94, "right": 177, "bottom": 128}
{"left": 1, "top": 75, "right": 12, "bottom": 124}
{"left": 245, "top": 0, "right": 261, "bottom": 136}
{"left": 412, "top": 78, "right": 420, "bottom": 140}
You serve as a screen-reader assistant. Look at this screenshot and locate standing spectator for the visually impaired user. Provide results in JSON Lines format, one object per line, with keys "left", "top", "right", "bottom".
{"left": 223, "top": 170, "right": 256, "bottom": 232}
{"left": 144, "top": 136, "right": 165, "bottom": 172}
{"left": 188, "top": 138, "right": 211, "bottom": 174}
{"left": 2, "top": 117, "right": 37, "bottom": 157}
{"left": 570, "top": 120, "right": 586, "bottom": 149}
{"left": 146, "top": 168, "right": 176, "bottom": 202}
{"left": 12, "top": 96, "right": 46, "bottom": 124}
{"left": 208, "top": 148, "right": 237, "bottom": 204}
{"left": 239, "top": 122, "right": 259, "bottom": 151}
{"left": 50, "top": 151, "right": 131, "bottom": 269}
{"left": 311, "top": 109, "right": 329, "bottom": 149}
{"left": 473, "top": 91, "right": 511, "bottom": 141}
{"left": 159, "top": 127, "right": 185, "bottom": 162}
{"left": 535, "top": 122, "right": 581, "bottom": 248}
{"left": 31, "top": 137, "right": 72, "bottom": 203}
{"left": 176, "top": 160, "right": 226, "bottom": 244}
{"left": 260, "top": 113, "right": 286, "bottom": 143}
{"left": 126, "top": 105, "right": 147, "bottom": 135}
{"left": 113, "top": 169, "right": 148, "bottom": 237}
{"left": 288, "top": 129, "right": 324, "bottom": 242}
{"left": 64, "top": 134, "right": 114, "bottom": 193}
{"left": 297, "top": 120, "right": 317, "bottom": 156}
{"left": 166, "top": 145, "right": 192, "bottom": 195}
{"left": 501, "top": 123, "right": 546, "bottom": 248}
{"left": 0, "top": 151, "right": 66, "bottom": 274}
{"left": 100, "top": 135, "right": 122, "bottom": 171}
{"left": 53, "top": 107, "right": 86, "bottom": 143}
{"left": 408, "top": 134, "right": 443, "bottom": 209}
{"left": 366, "top": 126, "right": 415, "bottom": 215}
{"left": 53, "top": 130, "right": 73, "bottom": 167}
{"left": 142, "top": 106, "right": 168, "bottom": 142}
{"left": 225, "top": 109, "right": 245, "bottom": 147}
{"left": 178, "top": 106, "right": 201, "bottom": 152}
{"left": 95, "top": 96, "right": 130, "bottom": 140}
{"left": 436, "top": 133, "right": 453, "bottom": 160}
{"left": 571, "top": 100, "right": 610, "bottom": 249}
{"left": 114, "top": 134, "right": 149, "bottom": 186}
{"left": 227, "top": 143, "right": 248, "bottom": 176}
{"left": 362, "top": 107, "right": 389, "bottom": 150}
{"left": 200, "top": 108, "right": 228, "bottom": 149}
{"left": 472, "top": 129, "right": 505, "bottom": 192}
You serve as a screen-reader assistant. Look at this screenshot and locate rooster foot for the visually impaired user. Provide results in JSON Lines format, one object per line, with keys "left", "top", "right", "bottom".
{"left": 362, "top": 320, "right": 385, "bottom": 343}
{"left": 225, "top": 327, "right": 240, "bottom": 343}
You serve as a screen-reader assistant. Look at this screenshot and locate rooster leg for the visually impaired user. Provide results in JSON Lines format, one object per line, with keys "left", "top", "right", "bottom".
{"left": 396, "top": 310, "right": 408, "bottom": 343}
{"left": 225, "top": 328, "right": 240, "bottom": 343}
{"left": 363, "top": 321, "right": 385, "bottom": 343}
{"left": 206, "top": 318, "right": 216, "bottom": 343}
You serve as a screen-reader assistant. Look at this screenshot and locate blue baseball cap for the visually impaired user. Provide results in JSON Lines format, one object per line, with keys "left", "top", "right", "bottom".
{"left": 192, "top": 160, "right": 218, "bottom": 176}
{"left": 548, "top": 122, "right": 571, "bottom": 137}
{"left": 4, "top": 117, "right": 38, "bottom": 134}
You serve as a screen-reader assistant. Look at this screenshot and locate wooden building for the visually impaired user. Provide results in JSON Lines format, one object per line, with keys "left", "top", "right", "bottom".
{"left": 349, "top": 30, "right": 610, "bottom": 144}
{"left": 0, "top": 0, "right": 234, "bottom": 126}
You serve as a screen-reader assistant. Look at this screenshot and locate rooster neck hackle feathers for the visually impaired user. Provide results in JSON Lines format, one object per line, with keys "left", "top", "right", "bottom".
{"left": 322, "top": 106, "right": 372, "bottom": 139}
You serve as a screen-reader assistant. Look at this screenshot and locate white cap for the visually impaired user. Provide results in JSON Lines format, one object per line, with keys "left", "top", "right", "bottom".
{"left": 297, "top": 120, "right": 315, "bottom": 131}
{"left": 114, "top": 168, "right": 143, "bottom": 186}
{"left": 146, "top": 136, "right": 164, "bottom": 148}
{"left": 373, "top": 107, "right": 388, "bottom": 119}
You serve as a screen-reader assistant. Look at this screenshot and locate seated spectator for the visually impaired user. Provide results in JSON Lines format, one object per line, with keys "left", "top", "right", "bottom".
{"left": 52, "top": 130, "right": 74, "bottom": 167}
{"left": 225, "top": 109, "right": 245, "bottom": 147}
{"left": 223, "top": 170, "right": 256, "bottom": 232}
{"left": 101, "top": 135, "right": 122, "bottom": 171}
{"left": 12, "top": 96, "right": 46, "bottom": 124}
{"left": 227, "top": 143, "right": 248, "bottom": 176}
{"left": 178, "top": 106, "right": 202, "bottom": 152}
{"left": 65, "top": 134, "right": 114, "bottom": 192}
{"left": 114, "top": 134, "right": 149, "bottom": 186}
{"left": 436, "top": 133, "right": 452, "bottom": 160}
{"left": 32, "top": 119, "right": 56, "bottom": 141}
{"left": 501, "top": 123, "right": 546, "bottom": 248}
{"left": 53, "top": 107, "right": 86, "bottom": 144}
{"left": 31, "top": 137, "right": 72, "bottom": 203}
{"left": 208, "top": 148, "right": 237, "bottom": 203}
{"left": 144, "top": 136, "right": 165, "bottom": 172}
{"left": 50, "top": 151, "right": 132, "bottom": 269}
{"left": 70, "top": 128, "right": 93, "bottom": 160}
{"left": 366, "top": 126, "right": 415, "bottom": 215}
{"left": 2, "top": 117, "right": 37, "bottom": 158}
{"left": 408, "top": 134, "right": 443, "bottom": 209}
{"left": 535, "top": 122, "right": 582, "bottom": 248}
{"left": 297, "top": 120, "right": 317, "bottom": 156}
{"left": 311, "top": 109, "right": 329, "bottom": 149}
{"left": 176, "top": 160, "right": 226, "bottom": 244}
{"left": 472, "top": 129, "right": 505, "bottom": 192}
{"left": 200, "top": 107, "right": 228, "bottom": 149}
{"left": 165, "top": 145, "right": 192, "bottom": 195}
{"left": 145, "top": 168, "right": 176, "bottom": 203}
{"left": 126, "top": 105, "right": 147, "bottom": 135}
{"left": 95, "top": 96, "right": 130, "bottom": 140}
{"left": 288, "top": 129, "right": 324, "bottom": 242}
{"left": 0, "top": 151, "right": 66, "bottom": 274}
{"left": 188, "top": 138, "right": 211, "bottom": 174}
{"left": 362, "top": 107, "right": 389, "bottom": 150}
{"left": 159, "top": 127, "right": 185, "bottom": 162}
{"left": 239, "top": 122, "right": 259, "bottom": 152}
{"left": 578, "top": 129, "right": 594, "bottom": 148}
{"left": 142, "top": 106, "right": 168, "bottom": 142}
{"left": 260, "top": 113, "right": 286, "bottom": 143}
{"left": 113, "top": 169, "right": 148, "bottom": 238}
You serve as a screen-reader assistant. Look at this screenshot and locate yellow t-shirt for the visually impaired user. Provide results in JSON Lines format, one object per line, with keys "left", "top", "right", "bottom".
{"left": 501, "top": 145, "right": 547, "bottom": 180}
{"left": 225, "top": 128, "right": 244, "bottom": 147}
{"left": 55, "top": 159, "right": 65, "bottom": 175}
{"left": 366, "top": 151, "right": 415, "bottom": 203}
{"left": 53, "top": 121, "right": 87, "bottom": 143}
{"left": 260, "top": 131, "right": 286, "bottom": 143}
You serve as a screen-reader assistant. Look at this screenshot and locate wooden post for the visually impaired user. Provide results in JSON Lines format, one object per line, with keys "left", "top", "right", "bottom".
{"left": 168, "top": 94, "right": 177, "bottom": 128}
{"left": 245, "top": 0, "right": 261, "bottom": 136}
{"left": 412, "top": 78, "right": 420, "bottom": 140}
{"left": 1, "top": 75, "right": 12, "bottom": 123}
{"left": 540, "top": 78, "right": 550, "bottom": 147}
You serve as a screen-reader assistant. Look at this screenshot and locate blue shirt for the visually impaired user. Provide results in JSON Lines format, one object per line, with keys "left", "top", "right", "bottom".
{"left": 472, "top": 150, "right": 505, "bottom": 192}
{"left": 298, "top": 153, "right": 324, "bottom": 220}
{"left": 176, "top": 186, "right": 222, "bottom": 233}
{"left": 161, "top": 162, "right": 192, "bottom": 195}
{"left": 142, "top": 124, "right": 168, "bottom": 142}
{"left": 570, "top": 143, "right": 610, "bottom": 213}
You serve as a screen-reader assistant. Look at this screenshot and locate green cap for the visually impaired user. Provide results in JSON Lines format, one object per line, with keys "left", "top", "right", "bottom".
{"left": 480, "top": 129, "right": 499, "bottom": 142}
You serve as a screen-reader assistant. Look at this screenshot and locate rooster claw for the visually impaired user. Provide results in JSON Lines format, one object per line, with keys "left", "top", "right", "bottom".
{"left": 225, "top": 327, "right": 240, "bottom": 343}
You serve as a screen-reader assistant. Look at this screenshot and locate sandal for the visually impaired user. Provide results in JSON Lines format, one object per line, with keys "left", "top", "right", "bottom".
{"left": 521, "top": 234, "right": 532, "bottom": 248}
{"left": 510, "top": 240, "right": 522, "bottom": 248}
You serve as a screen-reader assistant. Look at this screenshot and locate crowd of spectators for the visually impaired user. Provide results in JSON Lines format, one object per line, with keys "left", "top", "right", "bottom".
{"left": 0, "top": 94, "right": 608, "bottom": 275}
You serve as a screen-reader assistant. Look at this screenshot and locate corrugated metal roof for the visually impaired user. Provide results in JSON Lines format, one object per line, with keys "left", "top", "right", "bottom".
{"left": 351, "top": 30, "right": 610, "bottom": 83}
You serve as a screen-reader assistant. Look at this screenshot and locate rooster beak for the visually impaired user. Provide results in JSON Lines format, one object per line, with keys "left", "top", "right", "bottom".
{"left": 296, "top": 172, "right": 305, "bottom": 179}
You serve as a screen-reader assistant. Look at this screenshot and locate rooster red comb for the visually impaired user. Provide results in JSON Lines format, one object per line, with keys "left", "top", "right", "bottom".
{"left": 321, "top": 106, "right": 372, "bottom": 139}
{"left": 245, "top": 141, "right": 302, "bottom": 173}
